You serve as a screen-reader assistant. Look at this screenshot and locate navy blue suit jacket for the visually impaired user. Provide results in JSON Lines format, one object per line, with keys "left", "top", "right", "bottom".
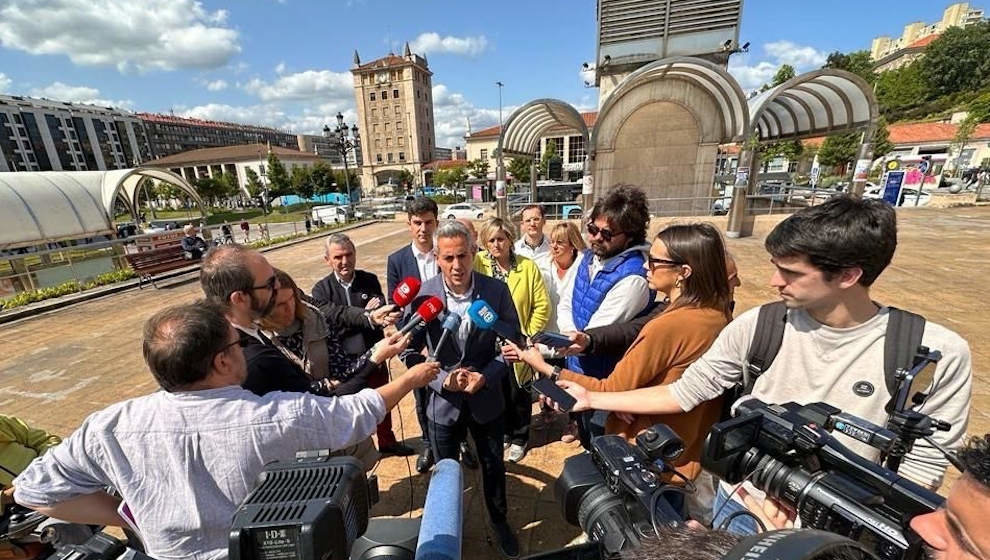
{"left": 386, "top": 244, "right": 437, "bottom": 306}
{"left": 400, "top": 273, "right": 521, "bottom": 426}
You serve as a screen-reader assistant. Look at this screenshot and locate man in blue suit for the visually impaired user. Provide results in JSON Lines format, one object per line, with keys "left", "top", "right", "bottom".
{"left": 386, "top": 197, "right": 441, "bottom": 471}
{"left": 400, "top": 220, "right": 521, "bottom": 558}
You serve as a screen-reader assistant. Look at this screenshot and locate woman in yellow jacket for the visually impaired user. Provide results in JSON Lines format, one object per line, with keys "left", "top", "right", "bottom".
{"left": 475, "top": 217, "right": 550, "bottom": 463}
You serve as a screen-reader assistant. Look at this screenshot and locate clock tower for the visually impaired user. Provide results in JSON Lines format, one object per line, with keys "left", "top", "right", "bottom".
{"left": 351, "top": 43, "right": 436, "bottom": 193}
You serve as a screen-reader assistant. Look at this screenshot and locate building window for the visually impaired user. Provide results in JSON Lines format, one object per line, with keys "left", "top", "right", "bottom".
{"left": 376, "top": 153, "right": 383, "bottom": 163}
{"left": 393, "top": 89, "right": 399, "bottom": 98}
{"left": 396, "top": 120, "right": 403, "bottom": 131}
{"left": 568, "top": 135, "right": 585, "bottom": 163}
{"left": 384, "top": 122, "right": 390, "bottom": 132}
{"left": 381, "top": 90, "right": 388, "bottom": 100}
{"left": 371, "top": 108, "right": 378, "bottom": 119}
{"left": 398, "top": 137, "right": 404, "bottom": 146}
{"left": 394, "top": 106, "right": 401, "bottom": 116}
{"left": 372, "top": 123, "right": 379, "bottom": 133}
{"left": 480, "top": 149, "right": 488, "bottom": 160}
{"left": 387, "top": 152, "right": 394, "bottom": 162}
{"left": 416, "top": 90, "right": 420, "bottom": 99}
{"left": 370, "top": 92, "right": 376, "bottom": 101}
{"left": 399, "top": 152, "right": 405, "bottom": 161}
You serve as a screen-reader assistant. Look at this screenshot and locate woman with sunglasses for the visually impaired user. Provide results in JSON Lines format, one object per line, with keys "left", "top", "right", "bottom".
{"left": 507, "top": 223, "right": 732, "bottom": 484}
{"left": 475, "top": 218, "right": 551, "bottom": 463}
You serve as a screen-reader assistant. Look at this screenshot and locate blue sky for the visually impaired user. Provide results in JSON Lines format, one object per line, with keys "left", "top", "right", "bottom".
{"left": 0, "top": 0, "right": 962, "bottom": 148}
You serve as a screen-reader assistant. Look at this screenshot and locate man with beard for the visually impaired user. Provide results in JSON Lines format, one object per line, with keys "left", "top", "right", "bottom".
{"left": 555, "top": 185, "right": 653, "bottom": 447}
{"left": 200, "top": 244, "right": 313, "bottom": 395}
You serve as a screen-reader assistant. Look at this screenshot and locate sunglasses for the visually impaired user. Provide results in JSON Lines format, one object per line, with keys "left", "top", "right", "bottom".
{"left": 586, "top": 222, "right": 623, "bottom": 242}
{"left": 647, "top": 257, "right": 685, "bottom": 270}
{"left": 250, "top": 275, "right": 277, "bottom": 292}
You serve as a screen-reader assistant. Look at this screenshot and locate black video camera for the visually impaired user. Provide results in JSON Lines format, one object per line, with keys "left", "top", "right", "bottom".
{"left": 702, "top": 399, "right": 946, "bottom": 560}
{"left": 554, "top": 424, "right": 689, "bottom": 555}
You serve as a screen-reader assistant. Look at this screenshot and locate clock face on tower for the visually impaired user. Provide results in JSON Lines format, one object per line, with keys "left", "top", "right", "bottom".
{"left": 376, "top": 71, "right": 388, "bottom": 84}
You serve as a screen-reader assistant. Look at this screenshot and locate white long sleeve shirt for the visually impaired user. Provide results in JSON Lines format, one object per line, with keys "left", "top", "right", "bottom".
{"left": 556, "top": 245, "right": 651, "bottom": 333}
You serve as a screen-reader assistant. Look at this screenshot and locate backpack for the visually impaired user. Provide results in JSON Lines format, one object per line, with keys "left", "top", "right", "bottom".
{"left": 729, "top": 301, "right": 927, "bottom": 416}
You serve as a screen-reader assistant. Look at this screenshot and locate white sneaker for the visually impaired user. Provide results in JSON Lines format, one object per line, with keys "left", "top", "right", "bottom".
{"left": 507, "top": 443, "right": 527, "bottom": 463}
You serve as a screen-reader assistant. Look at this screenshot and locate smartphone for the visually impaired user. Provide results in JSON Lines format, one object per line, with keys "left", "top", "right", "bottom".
{"left": 532, "top": 331, "right": 573, "bottom": 349}
{"left": 532, "top": 377, "right": 577, "bottom": 412}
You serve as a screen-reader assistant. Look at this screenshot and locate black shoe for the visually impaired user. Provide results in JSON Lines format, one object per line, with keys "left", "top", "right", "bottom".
{"left": 380, "top": 442, "right": 416, "bottom": 457}
{"left": 416, "top": 448, "right": 434, "bottom": 473}
{"left": 460, "top": 441, "right": 478, "bottom": 470}
{"left": 490, "top": 520, "right": 519, "bottom": 559}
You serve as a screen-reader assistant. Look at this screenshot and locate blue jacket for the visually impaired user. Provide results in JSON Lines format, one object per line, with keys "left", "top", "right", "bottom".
{"left": 400, "top": 273, "right": 521, "bottom": 426}
{"left": 567, "top": 247, "right": 650, "bottom": 378}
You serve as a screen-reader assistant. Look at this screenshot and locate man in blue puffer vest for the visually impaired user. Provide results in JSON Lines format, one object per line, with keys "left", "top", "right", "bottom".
{"left": 556, "top": 185, "right": 654, "bottom": 447}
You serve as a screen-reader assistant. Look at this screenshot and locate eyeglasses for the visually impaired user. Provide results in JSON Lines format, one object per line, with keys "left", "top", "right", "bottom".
{"left": 586, "top": 222, "right": 623, "bottom": 242}
{"left": 251, "top": 275, "right": 277, "bottom": 292}
{"left": 647, "top": 257, "right": 685, "bottom": 270}
{"left": 213, "top": 337, "right": 248, "bottom": 360}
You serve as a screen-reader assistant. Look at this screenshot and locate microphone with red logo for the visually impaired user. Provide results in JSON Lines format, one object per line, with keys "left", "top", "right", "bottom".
{"left": 380, "top": 276, "right": 421, "bottom": 315}
{"left": 311, "top": 296, "right": 445, "bottom": 396}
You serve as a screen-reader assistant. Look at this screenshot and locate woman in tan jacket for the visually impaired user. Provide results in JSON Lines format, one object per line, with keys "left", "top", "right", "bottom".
{"left": 508, "top": 223, "right": 732, "bottom": 481}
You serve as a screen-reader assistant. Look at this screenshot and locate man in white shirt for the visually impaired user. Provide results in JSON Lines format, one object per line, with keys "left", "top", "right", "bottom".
{"left": 514, "top": 205, "right": 550, "bottom": 267}
{"left": 11, "top": 301, "right": 438, "bottom": 560}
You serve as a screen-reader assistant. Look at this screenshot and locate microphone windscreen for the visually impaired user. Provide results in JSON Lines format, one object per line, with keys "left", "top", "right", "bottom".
{"left": 416, "top": 296, "right": 445, "bottom": 323}
{"left": 467, "top": 299, "right": 497, "bottom": 329}
{"left": 441, "top": 312, "right": 462, "bottom": 331}
{"left": 415, "top": 459, "right": 463, "bottom": 560}
{"left": 393, "top": 277, "right": 422, "bottom": 307}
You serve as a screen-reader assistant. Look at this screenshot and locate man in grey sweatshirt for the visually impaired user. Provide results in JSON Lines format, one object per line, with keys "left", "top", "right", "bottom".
{"left": 555, "top": 196, "right": 972, "bottom": 534}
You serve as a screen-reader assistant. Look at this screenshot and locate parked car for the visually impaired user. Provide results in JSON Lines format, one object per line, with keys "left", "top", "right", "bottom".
{"left": 312, "top": 205, "right": 351, "bottom": 225}
{"left": 443, "top": 203, "right": 488, "bottom": 220}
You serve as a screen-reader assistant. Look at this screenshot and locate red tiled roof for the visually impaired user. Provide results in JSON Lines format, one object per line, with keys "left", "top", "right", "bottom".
{"left": 907, "top": 34, "right": 940, "bottom": 49}
{"left": 354, "top": 54, "right": 427, "bottom": 72}
{"left": 801, "top": 121, "right": 990, "bottom": 149}
{"left": 423, "top": 159, "right": 471, "bottom": 170}
{"left": 468, "top": 111, "right": 599, "bottom": 139}
{"left": 145, "top": 144, "right": 320, "bottom": 167}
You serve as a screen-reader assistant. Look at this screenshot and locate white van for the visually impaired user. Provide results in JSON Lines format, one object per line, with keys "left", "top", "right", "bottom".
{"left": 311, "top": 205, "right": 349, "bottom": 225}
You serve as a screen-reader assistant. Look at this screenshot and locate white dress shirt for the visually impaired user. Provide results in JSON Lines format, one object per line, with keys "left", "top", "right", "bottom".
{"left": 411, "top": 242, "right": 438, "bottom": 283}
{"left": 514, "top": 235, "right": 550, "bottom": 264}
{"left": 536, "top": 253, "right": 580, "bottom": 333}
{"left": 555, "top": 245, "right": 651, "bottom": 333}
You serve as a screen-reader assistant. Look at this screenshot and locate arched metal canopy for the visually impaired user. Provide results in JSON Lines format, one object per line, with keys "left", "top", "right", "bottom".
{"left": 497, "top": 99, "right": 589, "bottom": 158}
{"left": 0, "top": 168, "right": 203, "bottom": 249}
{"left": 595, "top": 56, "right": 751, "bottom": 144}
{"left": 748, "top": 69, "right": 879, "bottom": 142}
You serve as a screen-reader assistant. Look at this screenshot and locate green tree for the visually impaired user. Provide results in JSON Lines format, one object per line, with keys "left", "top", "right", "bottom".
{"left": 816, "top": 133, "right": 861, "bottom": 170}
{"left": 539, "top": 139, "right": 559, "bottom": 178}
{"left": 192, "top": 177, "right": 221, "bottom": 206}
{"left": 396, "top": 169, "right": 415, "bottom": 188}
{"left": 823, "top": 50, "right": 876, "bottom": 83}
{"left": 333, "top": 170, "right": 360, "bottom": 194}
{"left": 245, "top": 168, "right": 263, "bottom": 199}
{"left": 507, "top": 157, "right": 532, "bottom": 183}
{"left": 761, "top": 139, "right": 804, "bottom": 162}
{"left": 873, "top": 117, "right": 894, "bottom": 159}
{"left": 290, "top": 166, "right": 315, "bottom": 200}
{"left": 467, "top": 158, "right": 490, "bottom": 179}
{"left": 760, "top": 64, "right": 796, "bottom": 92}
{"left": 967, "top": 91, "right": 990, "bottom": 122}
{"left": 921, "top": 22, "right": 990, "bottom": 98}
{"left": 875, "top": 61, "right": 929, "bottom": 118}
{"left": 310, "top": 161, "right": 335, "bottom": 196}
{"left": 265, "top": 152, "right": 291, "bottom": 200}
{"left": 216, "top": 172, "right": 239, "bottom": 199}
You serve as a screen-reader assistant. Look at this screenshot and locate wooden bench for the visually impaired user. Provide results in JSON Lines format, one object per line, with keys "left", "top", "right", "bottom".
{"left": 124, "top": 245, "right": 200, "bottom": 289}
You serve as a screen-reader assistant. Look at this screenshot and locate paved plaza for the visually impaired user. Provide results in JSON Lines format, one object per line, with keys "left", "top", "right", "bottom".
{"left": 0, "top": 207, "right": 988, "bottom": 558}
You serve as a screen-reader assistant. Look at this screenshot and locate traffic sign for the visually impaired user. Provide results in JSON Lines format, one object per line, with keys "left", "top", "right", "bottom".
{"left": 886, "top": 159, "right": 901, "bottom": 171}
{"left": 918, "top": 159, "right": 931, "bottom": 174}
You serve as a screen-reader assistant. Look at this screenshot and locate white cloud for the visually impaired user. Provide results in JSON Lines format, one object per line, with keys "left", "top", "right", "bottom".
{"left": 409, "top": 32, "right": 488, "bottom": 56}
{"left": 432, "top": 83, "right": 507, "bottom": 149}
{"left": 727, "top": 59, "right": 779, "bottom": 92}
{"left": 205, "top": 79, "right": 228, "bottom": 91}
{"left": 242, "top": 69, "right": 353, "bottom": 102}
{"left": 29, "top": 81, "right": 132, "bottom": 108}
{"left": 727, "top": 40, "right": 829, "bottom": 94}
{"left": 0, "top": 0, "right": 240, "bottom": 72}
{"left": 0, "top": 73, "right": 11, "bottom": 93}
{"left": 763, "top": 41, "right": 828, "bottom": 69}
{"left": 275, "top": 62, "right": 286, "bottom": 75}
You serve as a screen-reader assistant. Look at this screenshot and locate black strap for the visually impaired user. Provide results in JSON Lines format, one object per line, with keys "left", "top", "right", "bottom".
{"left": 743, "top": 301, "right": 789, "bottom": 395}
{"left": 883, "top": 306, "right": 927, "bottom": 409}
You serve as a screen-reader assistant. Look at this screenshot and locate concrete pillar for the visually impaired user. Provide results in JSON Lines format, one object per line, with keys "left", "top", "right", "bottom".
{"left": 850, "top": 122, "right": 877, "bottom": 199}
{"left": 726, "top": 146, "right": 762, "bottom": 239}
{"left": 582, "top": 153, "right": 593, "bottom": 215}
{"left": 530, "top": 158, "right": 537, "bottom": 204}
{"left": 496, "top": 147, "right": 507, "bottom": 219}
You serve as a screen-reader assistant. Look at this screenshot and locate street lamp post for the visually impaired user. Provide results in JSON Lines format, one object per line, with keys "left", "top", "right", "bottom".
{"left": 324, "top": 112, "right": 360, "bottom": 217}
{"left": 495, "top": 81, "right": 507, "bottom": 219}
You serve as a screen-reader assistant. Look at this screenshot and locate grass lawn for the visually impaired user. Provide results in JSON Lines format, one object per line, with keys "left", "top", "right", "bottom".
{"left": 115, "top": 206, "right": 315, "bottom": 226}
